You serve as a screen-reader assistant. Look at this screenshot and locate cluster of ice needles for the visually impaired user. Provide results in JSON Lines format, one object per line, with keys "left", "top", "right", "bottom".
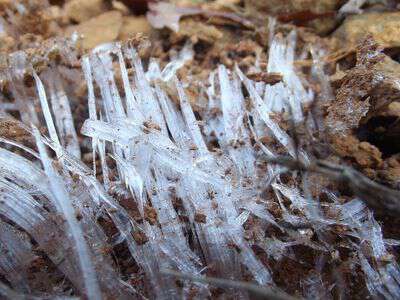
{"left": 0, "top": 31, "right": 399, "bottom": 300}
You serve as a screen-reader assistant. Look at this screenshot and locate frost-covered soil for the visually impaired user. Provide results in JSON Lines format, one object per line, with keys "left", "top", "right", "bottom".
{"left": 1, "top": 1, "right": 400, "bottom": 300}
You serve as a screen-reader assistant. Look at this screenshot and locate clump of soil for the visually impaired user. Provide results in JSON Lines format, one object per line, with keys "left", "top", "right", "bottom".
{"left": 326, "top": 36, "right": 400, "bottom": 189}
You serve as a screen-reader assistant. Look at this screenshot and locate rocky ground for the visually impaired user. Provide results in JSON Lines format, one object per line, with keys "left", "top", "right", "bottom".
{"left": 2, "top": 0, "right": 400, "bottom": 299}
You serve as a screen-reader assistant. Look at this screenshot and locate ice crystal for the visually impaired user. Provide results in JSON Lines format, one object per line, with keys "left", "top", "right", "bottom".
{"left": 0, "top": 32, "right": 399, "bottom": 300}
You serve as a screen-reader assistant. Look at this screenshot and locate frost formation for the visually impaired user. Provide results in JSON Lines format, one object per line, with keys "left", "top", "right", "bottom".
{"left": 0, "top": 33, "right": 399, "bottom": 300}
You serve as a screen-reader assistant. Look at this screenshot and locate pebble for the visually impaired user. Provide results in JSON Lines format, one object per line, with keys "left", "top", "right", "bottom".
{"left": 333, "top": 12, "right": 400, "bottom": 49}
{"left": 65, "top": 10, "right": 123, "bottom": 50}
{"left": 119, "top": 16, "right": 152, "bottom": 40}
{"left": 64, "top": 0, "right": 110, "bottom": 23}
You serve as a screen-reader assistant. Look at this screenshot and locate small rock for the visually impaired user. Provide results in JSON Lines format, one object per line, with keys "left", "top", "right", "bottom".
{"left": 64, "top": 0, "right": 110, "bottom": 23}
{"left": 119, "top": 16, "right": 152, "bottom": 40}
{"left": 111, "top": 0, "right": 131, "bottom": 14}
{"left": 385, "top": 102, "right": 400, "bottom": 117}
{"left": 331, "top": 135, "right": 383, "bottom": 169}
{"left": 171, "top": 19, "right": 223, "bottom": 44}
{"left": 379, "top": 156, "right": 400, "bottom": 188}
{"left": 65, "top": 11, "right": 123, "bottom": 50}
{"left": 333, "top": 12, "right": 400, "bottom": 49}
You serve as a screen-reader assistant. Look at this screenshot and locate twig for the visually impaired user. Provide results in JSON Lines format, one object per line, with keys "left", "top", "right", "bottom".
{"left": 267, "top": 156, "right": 400, "bottom": 216}
{"left": 161, "top": 269, "right": 300, "bottom": 300}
